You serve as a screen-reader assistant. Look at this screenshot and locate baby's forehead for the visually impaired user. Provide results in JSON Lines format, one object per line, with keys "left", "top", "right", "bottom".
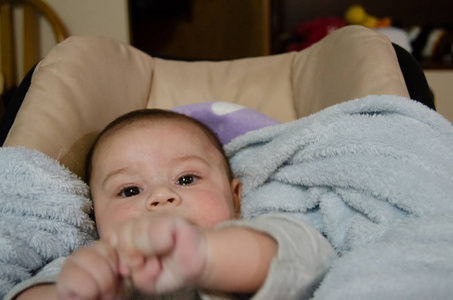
{"left": 92, "top": 115, "right": 233, "bottom": 179}
{"left": 103, "top": 117, "right": 196, "bottom": 137}
{"left": 98, "top": 117, "right": 216, "bottom": 151}
{"left": 136, "top": 118, "right": 210, "bottom": 139}
{"left": 127, "top": 117, "right": 200, "bottom": 130}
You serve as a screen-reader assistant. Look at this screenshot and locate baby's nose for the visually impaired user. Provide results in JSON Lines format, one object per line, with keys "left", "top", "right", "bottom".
{"left": 145, "top": 186, "right": 181, "bottom": 211}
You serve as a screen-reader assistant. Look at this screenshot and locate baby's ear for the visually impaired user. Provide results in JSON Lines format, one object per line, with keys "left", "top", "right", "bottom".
{"left": 231, "top": 178, "right": 242, "bottom": 219}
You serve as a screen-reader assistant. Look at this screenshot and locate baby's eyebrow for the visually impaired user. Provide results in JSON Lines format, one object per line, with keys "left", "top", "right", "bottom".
{"left": 101, "top": 167, "right": 128, "bottom": 187}
{"left": 101, "top": 156, "right": 208, "bottom": 185}
{"left": 172, "top": 155, "right": 210, "bottom": 166}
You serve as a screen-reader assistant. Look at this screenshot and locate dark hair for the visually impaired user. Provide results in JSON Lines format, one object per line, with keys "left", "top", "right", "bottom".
{"left": 85, "top": 109, "right": 233, "bottom": 184}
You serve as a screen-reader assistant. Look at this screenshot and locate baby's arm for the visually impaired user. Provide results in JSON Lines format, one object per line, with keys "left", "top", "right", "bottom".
{"left": 12, "top": 242, "right": 121, "bottom": 300}
{"left": 200, "top": 226, "right": 278, "bottom": 292}
{"left": 5, "top": 257, "right": 64, "bottom": 300}
{"left": 14, "top": 285, "right": 57, "bottom": 300}
{"left": 109, "top": 214, "right": 277, "bottom": 295}
{"left": 218, "top": 214, "right": 337, "bottom": 299}
{"left": 56, "top": 240, "right": 122, "bottom": 299}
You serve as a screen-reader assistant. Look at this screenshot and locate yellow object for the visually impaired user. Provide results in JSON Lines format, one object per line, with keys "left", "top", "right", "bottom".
{"left": 344, "top": 5, "right": 391, "bottom": 28}
{"left": 363, "top": 16, "right": 378, "bottom": 28}
{"left": 345, "top": 5, "right": 367, "bottom": 25}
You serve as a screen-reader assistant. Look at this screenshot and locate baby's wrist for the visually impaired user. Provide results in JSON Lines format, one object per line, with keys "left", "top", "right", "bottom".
{"left": 194, "top": 226, "right": 278, "bottom": 293}
{"left": 193, "top": 230, "right": 212, "bottom": 288}
{"left": 14, "top": 284, "right": 57, "bottom": 300}
{"left": 195, "top": 228, "right": 241, "bottom": 291}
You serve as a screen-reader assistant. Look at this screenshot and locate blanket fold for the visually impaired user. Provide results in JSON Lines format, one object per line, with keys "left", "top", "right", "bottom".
{"left": 225, "top": 95, "right": 453, "bottom": 299}
{"left": 0, "top": 147, "right": 97, "bottom": 297}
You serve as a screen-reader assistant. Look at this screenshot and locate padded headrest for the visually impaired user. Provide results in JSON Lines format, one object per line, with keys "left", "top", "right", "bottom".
{"left": 3, "top": 26, "right": 409, "bottom": 179}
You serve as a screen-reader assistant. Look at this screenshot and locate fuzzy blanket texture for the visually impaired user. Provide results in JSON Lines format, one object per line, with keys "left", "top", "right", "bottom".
{"left": 225, "top": 95, "right": 453, "bottom": 299}
{"left": 1, "top": 95, "right": 452, "bottom": 299}
{"left": 0, "top": 148, "right": 97, "bottom": 298}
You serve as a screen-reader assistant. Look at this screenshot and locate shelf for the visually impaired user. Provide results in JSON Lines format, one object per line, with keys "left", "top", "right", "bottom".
{"left": 420, "top": 60, "right": 453, "bottom": 70}
{"left": 274, "top": 0, "right": 453, "bottom": 71}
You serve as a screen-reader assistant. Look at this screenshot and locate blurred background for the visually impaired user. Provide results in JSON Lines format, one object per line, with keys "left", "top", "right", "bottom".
{"left": 1, "top": 0, "right": 452, "bottom": 122}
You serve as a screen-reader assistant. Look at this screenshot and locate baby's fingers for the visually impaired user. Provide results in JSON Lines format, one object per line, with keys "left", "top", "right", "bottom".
{"left": 109, "top": 220, "right": 146, "bottom": 274}
{"left": 109, "top": 216, "right": 176, "bottom": 271}
{"left": 133, "top": 216, "right": 177, "bottom": 255}
{"left": 129, "top": 256, "right": 163, "bottom": 293}
{"left": 57, "top": 241, "right": 121, "bottom": 300}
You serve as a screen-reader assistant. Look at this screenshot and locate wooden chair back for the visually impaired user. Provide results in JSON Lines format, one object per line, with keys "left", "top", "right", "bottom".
{"left": 0, "top": 0, "right": 68, "bottom": 114}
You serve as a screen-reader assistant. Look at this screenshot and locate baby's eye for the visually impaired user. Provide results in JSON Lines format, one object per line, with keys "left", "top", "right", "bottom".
{"left": 119, "top": 186, "right": 142, "bottom": 197}
{"left": 176, "top": 175, "right": 198, "bottom": 186}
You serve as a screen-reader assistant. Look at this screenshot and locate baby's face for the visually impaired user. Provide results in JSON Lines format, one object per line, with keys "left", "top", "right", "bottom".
{"left": 90, "top": 119, "right": 241, "bottom": 237}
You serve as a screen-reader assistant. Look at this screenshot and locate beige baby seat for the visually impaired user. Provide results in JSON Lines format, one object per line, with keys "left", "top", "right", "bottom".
{"left": 2, "top": 25, "right": 410, "bottom": 180}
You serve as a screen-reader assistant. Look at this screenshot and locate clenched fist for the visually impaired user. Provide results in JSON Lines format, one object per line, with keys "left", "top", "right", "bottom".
{"left": 107, "top": 214, "right": 208, "bottom": 294}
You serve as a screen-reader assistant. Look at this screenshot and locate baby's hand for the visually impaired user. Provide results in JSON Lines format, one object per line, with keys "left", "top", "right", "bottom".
{"left": 57, "top": 240, "right": 123, "bottom": 300}
{"left": 107, "top": 214, "right": 208, "bottom": 294}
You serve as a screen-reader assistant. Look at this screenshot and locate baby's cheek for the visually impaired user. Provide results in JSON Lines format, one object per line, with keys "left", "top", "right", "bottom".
{"left": 193, "top": 199, "right": 235, "bottom": 229}
{"left": 96, "top": 203, "right": 139, "bottom": 238}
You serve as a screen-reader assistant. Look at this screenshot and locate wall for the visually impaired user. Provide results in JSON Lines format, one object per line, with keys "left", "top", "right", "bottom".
{"left": 44, "top": 0, "right": 130, "bottom": 43}
{"left": 6, "top": 0, "right": 130, "bottom": 82}
{"left": 425, "top": 71, "right": 453, "bottom": 124}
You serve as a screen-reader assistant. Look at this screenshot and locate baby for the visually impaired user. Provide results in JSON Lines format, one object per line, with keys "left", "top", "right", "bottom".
{"left": 15, "top": 109, "right": 335, "bottom": 300}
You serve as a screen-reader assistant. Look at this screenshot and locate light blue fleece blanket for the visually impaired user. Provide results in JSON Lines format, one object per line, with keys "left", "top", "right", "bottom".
{"left": 225, "top": 95, "right": 453, "bottom": 299}
{"left": 0, "top": 147, "right": 97, "bottom": 298}
{"left": 1, "top": 95, "right": 452, "bottom": 299}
